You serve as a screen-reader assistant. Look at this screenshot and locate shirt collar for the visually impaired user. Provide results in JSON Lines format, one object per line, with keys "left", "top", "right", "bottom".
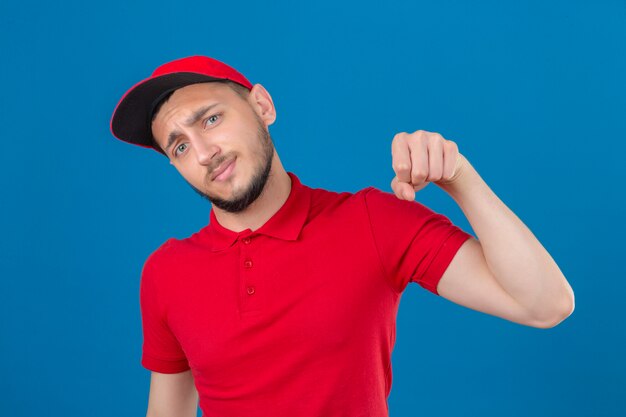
{"left": 203, "top": 171, "right": 311, "bottom": 252}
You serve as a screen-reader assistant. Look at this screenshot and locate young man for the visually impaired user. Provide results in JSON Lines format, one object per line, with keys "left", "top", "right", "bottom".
{"left": 110, "top": 55, "right": 574, "bottom": 417}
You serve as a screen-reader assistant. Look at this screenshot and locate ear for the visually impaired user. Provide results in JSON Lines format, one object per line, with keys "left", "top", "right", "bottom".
{"left": 246, "top": 83, "right": 277, "bottom": 127}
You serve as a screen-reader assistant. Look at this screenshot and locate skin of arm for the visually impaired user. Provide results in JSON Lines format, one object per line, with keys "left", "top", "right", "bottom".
{"left": 146, "top": 370, "right": 198, "bottom": 417}
{"left": 390, "top": 130, "right": 575, "bottom": 328}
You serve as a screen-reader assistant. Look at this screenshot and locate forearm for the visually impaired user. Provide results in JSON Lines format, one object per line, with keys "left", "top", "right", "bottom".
{"left": 439, "top": 155, "right": 575, "bottom": 324}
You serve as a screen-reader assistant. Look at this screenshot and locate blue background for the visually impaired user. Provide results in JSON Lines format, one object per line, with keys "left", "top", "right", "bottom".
{"left": 1, "top": 0, "right": 624, "bottom": 415}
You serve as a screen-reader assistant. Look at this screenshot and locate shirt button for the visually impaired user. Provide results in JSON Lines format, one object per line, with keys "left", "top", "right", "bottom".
{"left": 244, "top": 260, "right": 253, "bottom": 268}
{"left": 246, "top": 286, "right": 255, "bottom": 295}
{"left": 242, "top": 237, "right": 251, "bottom": 244}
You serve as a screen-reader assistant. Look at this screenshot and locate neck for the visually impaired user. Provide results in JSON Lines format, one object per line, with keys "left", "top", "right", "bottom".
{"left": 212, "top": 157, "right": 291, "bottom": 233}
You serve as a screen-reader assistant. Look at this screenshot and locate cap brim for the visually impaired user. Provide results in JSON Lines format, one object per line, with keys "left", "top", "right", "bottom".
{"left": 110, "top": 73, "right": 223, "bottom": 149}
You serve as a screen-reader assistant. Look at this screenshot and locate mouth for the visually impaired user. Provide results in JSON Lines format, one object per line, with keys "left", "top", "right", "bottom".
{"left": 211, "top": 157, "right": 236, "bottom": 182}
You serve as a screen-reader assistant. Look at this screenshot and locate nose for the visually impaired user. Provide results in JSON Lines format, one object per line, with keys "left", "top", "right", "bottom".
{"left": 192, "top": 135, "right": 220, "bottom": 166}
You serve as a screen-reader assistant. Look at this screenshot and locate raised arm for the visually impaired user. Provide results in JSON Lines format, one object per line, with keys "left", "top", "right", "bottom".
{"left": 390, "top": 130, "right": 575, "bottom": 328}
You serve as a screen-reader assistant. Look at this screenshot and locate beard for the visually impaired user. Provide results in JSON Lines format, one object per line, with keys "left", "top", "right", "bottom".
{"left": 187, "top": 120, "right": 275, "bottom": 213}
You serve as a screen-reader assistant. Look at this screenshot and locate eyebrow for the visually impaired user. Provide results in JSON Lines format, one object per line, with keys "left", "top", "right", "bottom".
{"left": 164, "top": 103, "right": 221, "bottom": 153}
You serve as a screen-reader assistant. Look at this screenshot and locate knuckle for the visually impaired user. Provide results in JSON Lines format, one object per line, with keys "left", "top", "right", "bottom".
{"left": 445, "top": 140, "right": 458, "bottom": 151}
{"left": 393, "top": 162, "right": 410, "bottom": 173}
{"left": 427, "top": 132, "right": 443, "bottom": 144}
{"left": 391, "top": 137, "right": 403, "bottom": 149}
{"left": 391, "top": 134, "right": 407, "bottom": 152}
{"left": 407, "top": 132, "right": 422, "bottom": 144}
{"left": 393, "top": 132, "right": 407, "bottom": 141}
{"left": 411, "top": 170, "right": 427, "bottom": 182}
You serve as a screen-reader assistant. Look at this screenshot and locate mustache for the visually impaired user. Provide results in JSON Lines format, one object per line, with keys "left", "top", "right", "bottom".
{"left": 205, "top": 154, "right": 236, "bottom": 183}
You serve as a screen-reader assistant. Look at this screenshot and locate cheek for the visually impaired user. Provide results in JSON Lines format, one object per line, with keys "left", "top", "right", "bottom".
{"left": 176, "top": 163, "right": 205, "bottom": 185}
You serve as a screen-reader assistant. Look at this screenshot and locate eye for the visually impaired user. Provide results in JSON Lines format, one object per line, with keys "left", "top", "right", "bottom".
{"left": 174, "top": 143, "right": 188, "bottom": 157}
{"left": 203, "top": 114, "right": 221, "bottom": 129}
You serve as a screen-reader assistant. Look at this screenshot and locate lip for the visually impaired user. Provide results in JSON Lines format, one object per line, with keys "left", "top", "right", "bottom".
{"left": 211, "top": 158, "right": 236, "bottom": 181}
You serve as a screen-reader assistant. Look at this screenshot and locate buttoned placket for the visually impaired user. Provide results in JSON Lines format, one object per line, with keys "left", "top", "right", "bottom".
{"left": 238, "top": 231, "right": 261, "bottom": 317}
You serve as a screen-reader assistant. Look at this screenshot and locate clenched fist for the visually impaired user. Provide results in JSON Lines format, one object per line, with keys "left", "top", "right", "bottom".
{"left": 391, "top": 130, "right": 466, "bottom": 201}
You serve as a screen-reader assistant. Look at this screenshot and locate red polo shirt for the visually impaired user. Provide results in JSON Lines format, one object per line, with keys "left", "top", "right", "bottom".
{"left": 140, "top": 171, "right": 473, "bottom": 416}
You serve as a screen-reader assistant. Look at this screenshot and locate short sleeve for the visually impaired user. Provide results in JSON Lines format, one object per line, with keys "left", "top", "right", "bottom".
{"left": 139, "top": 253, "right": 190, "bottom": 373}
{"left": 363, "top": 187, "right": 473, "bottom": 295}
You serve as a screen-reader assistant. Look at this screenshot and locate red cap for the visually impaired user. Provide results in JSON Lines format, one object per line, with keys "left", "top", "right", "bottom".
{"left": 110, "top": 55, "right": 253, "bottom": 153}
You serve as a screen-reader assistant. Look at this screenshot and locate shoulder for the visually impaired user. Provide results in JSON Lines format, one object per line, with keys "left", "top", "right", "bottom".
{"left": 302, "top": 183, "right": 376, "bottom": 219}
{"left": 360, "top": 185, "right": 438, "bottom": 218}
{"left": 143, "top": 226, "right": 209, "bottom": 271}
{"left": 306, "top": 182, "right": 377, "bottom": 207}
{"left": 141, "top": 238, "right": 178, "bottom": 275}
